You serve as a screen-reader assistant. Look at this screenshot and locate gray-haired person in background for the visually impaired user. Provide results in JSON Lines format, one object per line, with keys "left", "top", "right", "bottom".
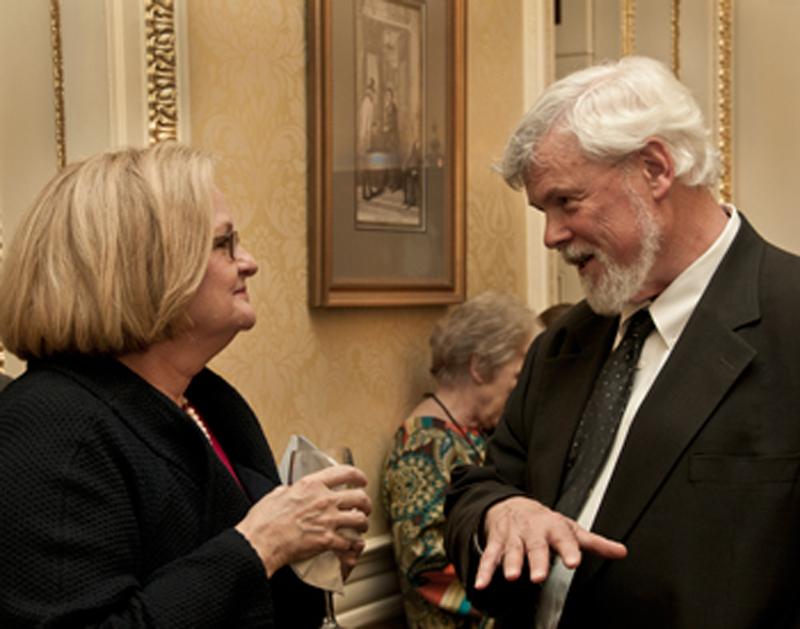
{"left": 383, "top": 292, "right": 535, "bottom": 628}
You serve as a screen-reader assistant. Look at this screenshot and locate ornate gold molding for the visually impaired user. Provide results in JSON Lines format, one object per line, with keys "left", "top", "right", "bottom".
{"left": 621, "top": 0, "right": 636, "bottom": 56}
{"left": 671, "top": 0, "right": 681, "bottom": 77}
{"left": 717, "top": 0, "right": 733, "bottom": 202}
{"left": 0, "top": 224, "right": 4, "bottom": 371}
{"left": 145, "top": 0, "right": 178, "bottom": 144}
{"left": 49, "top": 0, "right": 66, "bottom": 170}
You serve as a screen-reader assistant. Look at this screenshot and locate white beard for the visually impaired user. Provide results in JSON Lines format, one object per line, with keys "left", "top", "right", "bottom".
{"left": 562, "top": 193, "right": 662, "bottom": 316}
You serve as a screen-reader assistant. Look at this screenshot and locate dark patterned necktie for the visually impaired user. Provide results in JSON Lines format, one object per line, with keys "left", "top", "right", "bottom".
{"left": 555, "top": 308, "right": 655, "bottom": 519}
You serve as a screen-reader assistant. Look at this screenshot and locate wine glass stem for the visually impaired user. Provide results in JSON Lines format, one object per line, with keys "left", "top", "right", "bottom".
{"left": 321, "top": 591, "right": 340, "bottom": 628}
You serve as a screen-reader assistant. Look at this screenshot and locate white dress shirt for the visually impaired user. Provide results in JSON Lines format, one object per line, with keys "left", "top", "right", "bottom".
{"left": 535, "top": 205, "right": 741, "bottom": 629}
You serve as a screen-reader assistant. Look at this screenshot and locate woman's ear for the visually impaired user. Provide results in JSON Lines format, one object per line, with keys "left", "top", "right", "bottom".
{"left": 639, "top": 139, "right": 674, "bottom": 201}
{"left": 468, "top": 354, "right": 487, "bottom": 385}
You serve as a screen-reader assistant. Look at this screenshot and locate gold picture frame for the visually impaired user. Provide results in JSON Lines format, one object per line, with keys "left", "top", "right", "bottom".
{"left": 308, "top": 0, "right": 466, "bottom": 307}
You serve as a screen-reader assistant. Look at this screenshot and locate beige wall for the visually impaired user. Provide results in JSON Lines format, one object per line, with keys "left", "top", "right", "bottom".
{"left": 0, "top": 2, "right": 59, "bottom": 375}
{"left": 733, "top": 0, "right": 800, "bottom": 254}
{"left": 187, "top": 0, "right": 531, "bottom": 536}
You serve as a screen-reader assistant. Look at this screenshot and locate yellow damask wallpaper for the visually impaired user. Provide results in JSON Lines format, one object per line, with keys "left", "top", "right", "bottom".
{"left": 188, "top": 0, "right": 530, "bottom": 536}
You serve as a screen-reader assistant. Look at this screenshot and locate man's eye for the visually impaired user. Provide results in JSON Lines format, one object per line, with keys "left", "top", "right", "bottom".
{"left": 560, "top": 197, "right": 581, "bottom": 212}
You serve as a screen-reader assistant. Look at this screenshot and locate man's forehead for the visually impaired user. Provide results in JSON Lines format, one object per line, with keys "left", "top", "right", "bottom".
{"left": 523, "top": 149, "right": 571, "bottom": 195}
{"left": 535, "top": 128, "right": 581, "bottom": 161}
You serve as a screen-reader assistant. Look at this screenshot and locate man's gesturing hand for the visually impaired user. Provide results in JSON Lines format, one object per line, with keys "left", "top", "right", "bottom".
{"left": 474, "top": 496, "right": 627, "bottom": 589}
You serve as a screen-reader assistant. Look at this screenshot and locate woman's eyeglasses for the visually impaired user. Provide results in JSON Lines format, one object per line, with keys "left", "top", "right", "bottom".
{"left": 212, "top": 230, "right": 240, "bottom": 261}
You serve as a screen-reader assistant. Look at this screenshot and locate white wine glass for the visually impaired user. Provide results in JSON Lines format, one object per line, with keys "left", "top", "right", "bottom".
{"left": 287, "top": 445, "right": 354, "bottom": 629}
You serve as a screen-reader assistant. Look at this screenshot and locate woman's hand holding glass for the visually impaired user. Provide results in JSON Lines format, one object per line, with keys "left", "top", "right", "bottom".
{"left": 327, "top": 447, "right": 366, "bottom": 581}
{"left": 235, "top": 464, "right": 371, "bottom": 578}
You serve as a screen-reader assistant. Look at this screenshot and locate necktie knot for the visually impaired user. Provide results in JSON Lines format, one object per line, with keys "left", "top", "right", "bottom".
{"left": 624, "top": 308, "right": 655, "bottom": 344}
{"left": 556, "top": 308, "right": 654, "bottom": 519}
{"left": 618, "top": 308, "right": 654, "bottom": 365}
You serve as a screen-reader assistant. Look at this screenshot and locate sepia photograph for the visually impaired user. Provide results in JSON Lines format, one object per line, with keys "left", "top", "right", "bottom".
{"left": 355, "top": 0, "right": 427, "bottom": 231}
{"left": 309, "top": 0, "right": 465, "bottom": 307}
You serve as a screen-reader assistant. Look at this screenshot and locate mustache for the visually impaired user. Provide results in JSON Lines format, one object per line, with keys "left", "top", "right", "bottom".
{"left": 561, "top": 244, "right": 597, "bottom": 266}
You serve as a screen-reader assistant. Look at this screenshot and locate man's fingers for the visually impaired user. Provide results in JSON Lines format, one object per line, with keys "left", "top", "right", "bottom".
{"left": 474, "top": 542, "right": 503, "bottom": 590}
{"left": 547, "top": 521, "right": 583, "bottom": 569}
{"left": 501, "top": 539, "right": 524, "bottom": 581}
{"left": 526, "top": 539, "right": 553, "bottom": 582}
{"left": 471, "top": 498, "right": 627, "bottom": 594}
{"left": 575, "top": 527, "right": 628, "bottom": 559}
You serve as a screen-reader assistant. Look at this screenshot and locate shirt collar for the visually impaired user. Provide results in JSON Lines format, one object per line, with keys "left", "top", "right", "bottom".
{"left": 619, "top": 204, "right": 741, "bottom": 347}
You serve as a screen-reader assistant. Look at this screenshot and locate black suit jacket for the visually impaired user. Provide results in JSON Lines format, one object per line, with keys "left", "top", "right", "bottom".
{"left": 445, "top": 216, "right": 800, "bottom": 628}
{"left": 0, "top": 355, "right": 323, "bottom": 628}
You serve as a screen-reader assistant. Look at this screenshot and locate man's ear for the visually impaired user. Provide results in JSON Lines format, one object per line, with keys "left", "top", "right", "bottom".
{"left": 639, "top": 139, "right": 674, "bottom": 201}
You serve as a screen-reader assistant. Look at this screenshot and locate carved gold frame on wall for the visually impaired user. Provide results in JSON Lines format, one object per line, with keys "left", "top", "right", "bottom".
{"left": 716, "top": 0, "right": 733, "bottom": 202}
{"left": 671, "top": 0, "right": 680, "bottom": 77}
{"left": 619, "top": 0, "right": 733, "bottom": 202}
{"left": 48, "top": 0, "right": 179, "bottom": 161}
{"left": 621, "top": 0, "right": 636, "bottom": 56}
{"left": 49, "top": 0, "right": 67, "bottom": 171}
{"left": 145, "top": 0, "right": 179, "bottom": 145}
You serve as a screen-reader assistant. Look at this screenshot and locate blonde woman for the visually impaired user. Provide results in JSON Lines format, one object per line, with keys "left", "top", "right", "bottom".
{"left": 0, "top": 143, "right": 370, "bottom": 628}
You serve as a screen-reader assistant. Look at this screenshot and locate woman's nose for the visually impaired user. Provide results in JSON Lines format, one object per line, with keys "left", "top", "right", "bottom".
{"left": 237, "top": 246, "right": 258, "bottom": 277}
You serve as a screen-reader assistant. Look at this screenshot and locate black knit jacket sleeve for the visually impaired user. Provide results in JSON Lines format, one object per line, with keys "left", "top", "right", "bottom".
{"left": 0, "top": 356, "right": 323, "bottom": 628}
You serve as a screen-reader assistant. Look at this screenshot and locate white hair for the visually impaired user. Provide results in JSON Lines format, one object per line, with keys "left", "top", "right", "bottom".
{"left": 500, "top": 56, "right": 719, "bottom": 190}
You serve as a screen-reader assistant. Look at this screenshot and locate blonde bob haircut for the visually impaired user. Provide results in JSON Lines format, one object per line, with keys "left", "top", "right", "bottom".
{"left": 430, "top": 291, "right": 535, "bottom": 387}
{"left": 0, "top": 142, "right": 216, "bottom": 359}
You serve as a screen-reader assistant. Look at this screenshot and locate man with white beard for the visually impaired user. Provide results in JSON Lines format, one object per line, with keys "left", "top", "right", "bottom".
{"left": 445, "top": 56, "right": 800, "bottom": 629}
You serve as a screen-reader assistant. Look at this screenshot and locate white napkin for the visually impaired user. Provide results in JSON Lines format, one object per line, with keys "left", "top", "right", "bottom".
{"left": 278, "top": 435, "right": 349, "bottom": 593}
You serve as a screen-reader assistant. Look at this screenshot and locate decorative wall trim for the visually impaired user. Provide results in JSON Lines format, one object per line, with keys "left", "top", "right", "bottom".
{"left": 335, "top": 534, "right": 405, "bottom": 626}
{"left": 716, "top": 0, "right": 733, "bottom": 201}
{"left": 621, "top": 0, "right": 636, "bottom": 56}
{"left": 173, "top": 0, "right": 191, "bottom": 143}
{"left": 671, "top": 0, "right": 681, "bottom": 77}
{"left": 0, "top": 222, "right": 4, "bottom": 371}
{"left": 49, "top": 0, "right": 66, "bottom": 170}
{"left": 106, "top": 0, "right": 149, "bottom": 148}
{"left": 144, "top": 0, "right": 178, "bottom": 144}
{"left": 620, "top": 0, "right": 733, "bottom": 200}
{"left": 523, "top": 0, "right": 558, "bottom": 312}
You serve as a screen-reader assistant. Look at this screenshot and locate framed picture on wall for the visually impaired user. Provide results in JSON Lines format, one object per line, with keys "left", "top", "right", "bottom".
{"left": 308, "top": 0, "right": 466, "bottom": 307}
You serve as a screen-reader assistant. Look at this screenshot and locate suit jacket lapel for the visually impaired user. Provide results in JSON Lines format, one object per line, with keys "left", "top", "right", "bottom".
{"left": 574, "top": 216, "right": 764, "bottom": 585}
{"left": 529, "top": 308, "right": 618, "bottom": 506}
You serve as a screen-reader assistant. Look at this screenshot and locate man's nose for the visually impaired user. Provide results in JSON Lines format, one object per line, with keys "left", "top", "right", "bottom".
{"left": 543, "top": 213, "right": 572, "bottom": 249}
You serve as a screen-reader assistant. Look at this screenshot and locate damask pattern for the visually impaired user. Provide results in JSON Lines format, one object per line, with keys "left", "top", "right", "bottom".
{"left": 186, "top": 0, "right": 529, "bottom": 536}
